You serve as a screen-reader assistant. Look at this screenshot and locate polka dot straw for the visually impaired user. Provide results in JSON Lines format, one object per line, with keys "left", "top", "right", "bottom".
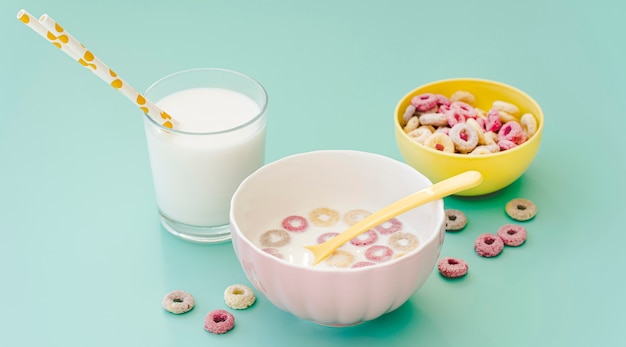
{"left": 17, "top": 9, "right": 175, "bottom": 129}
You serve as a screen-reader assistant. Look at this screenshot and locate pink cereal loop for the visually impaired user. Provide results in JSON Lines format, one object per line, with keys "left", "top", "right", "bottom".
{"left": 474, "top": 233, "right": 504, "bottom": 257}
{"left": 437, "top": 257, "right": 469, "bottom": 278}
{"left": 282, "top": 215, "right": 308, "bottom": 232}
{"left": 496, "top": 223, "right": 527, "bottom": 246}
{"left": 435, "top": 94, "right": 451, "bottom": 106}
{"left": 485, "top": 108, "right": 502, "bottom": 132}
{"left": 365, "top": 245, "right": 394, "bottom": 263}
{"left": 450, "top": 101, "right": 477, "bottom": 119}
{"left": 351, "top": 261, "right": 376, "bottom": 268}
{"left": 204, "top": 309, "right": 235, "bottom": 334}
{"left": 497, "top": 121, "right": 525, "bottom": 144}
{"left": 410, "top": 93, "right": 438, "bottom": 111}
{"left": 350, "top": 229, "right": 379, "bottom": 246}
{"left": 498, "top": 139, "right": 518, "bottom": 151}
{"left": 317, "top": 232, "right": 339, "bottom": 244}
{"left": 374, "top": 218, "right": 403, "bottom": 235}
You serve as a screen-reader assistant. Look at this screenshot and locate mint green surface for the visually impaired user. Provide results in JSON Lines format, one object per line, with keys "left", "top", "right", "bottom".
{"left": 2, "top": 0, "right": 624, "bottom": 346}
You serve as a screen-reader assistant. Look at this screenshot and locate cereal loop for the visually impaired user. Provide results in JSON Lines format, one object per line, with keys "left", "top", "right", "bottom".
{"left": 474, "top": 233, "right": 504, "bottom": 257}
{"left": 419, "top": 112, "right": 449, "bottom": 127}
{"left": 450, "top": 90, "right": 476, "bottom": 105}
{"left": 350, "top": 229, "right": 379, "bottom": 246}
{"left": 403, "top": 115, "right": 420, "bottom": 132}
{"left": 282, "top": 215, "right": 308, "bottom": 232}
{"left": 449, "top": 123, "right": 478, "bottom": 153}
{"left": 316, "top": 232, "right": 339, "bottom": 244}
{"left": 325, "top": 250, "right": 355, "bottom": 268}
{"left": 403, "top": 104, "right": 417, "bottom": 124}
{"left": 497, "top": 121, "right": 525, "bottom": 145}
{"left": 411, "top": 93, "right": 438, "bottom": 111}
{"left": 407, "top": 126, "right": 433, "bottom": 144}
{"left": 224, "top": 284, "right": 256, "bottom": 309}
{"left": 497, "top": 224, "right": 528, "bottom": 246}
{"left": 505, "top": 198, "right": 537, "bottom": 221}
{"left": 437, "top": 257, "right": 469, "bottom": 278}
{"left": 365, "top": 245, "right": 394, "bottom": 263}
{"left": 309, "top": 207, "right": 340, "bottom": 227}
{"left": 351, "top": 261, "right": 376, "bottom": 268}
{"left": 388, "top": 232, "right": 419, "bottom": 252}
{"left": 343, "top": 209, "right": 372, "bottom": 226}
{"left": 493, "top": 100, "right": 520, "bottom": 116}
{"left": 204, "top": 309, "right": 235, "bottom": 334}
{"left": 260, "top": 229, "right": 291, "bottom": 248}
{"left": 162, "top": 290, "right": 195, "bottom": 314}
{"left": 521, "top": 113, "right": 538, "bottom": 138}
{"left": 445, "top": 209, "right": 467, "bottom": 231}
{"left": 485, "top": 108, "right": 502, "bottom": 132}
{"left": 424, "top": 133, "right": 455, "bottom": 153}
{"left": 374, "top": 217, "right": 402, "bottom": 235}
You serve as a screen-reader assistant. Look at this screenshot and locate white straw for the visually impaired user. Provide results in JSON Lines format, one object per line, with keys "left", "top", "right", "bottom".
{"left": 17, "top": 10, "right": 175, "bottom": 129}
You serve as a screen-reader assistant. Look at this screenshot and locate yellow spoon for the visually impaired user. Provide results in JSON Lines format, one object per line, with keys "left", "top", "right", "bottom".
{"left": 305, "top": 170, "right": 483, "bottom": 265}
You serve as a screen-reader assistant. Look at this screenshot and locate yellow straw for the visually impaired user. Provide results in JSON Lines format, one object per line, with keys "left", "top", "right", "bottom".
{"left": 17, "top": 9, "right": 174, "bottom": 129}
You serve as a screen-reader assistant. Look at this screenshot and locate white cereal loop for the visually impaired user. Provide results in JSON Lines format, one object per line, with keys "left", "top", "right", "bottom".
{"left": 521, "top": 113, "right": 538, "bottom": 138}
{"left": 498, "top": 110, "right": 518, "bottom": 123}
{"left": 424, "top": 133, "right": 455, "bottom": 153}
{"left": 325, "top": 250, "right": 355, "bottom": 268}
{"left": 484, "top": 131, "right": 498, "bottom": 145}
{"left": 343, "top": 209, "right": 372, "bottom": 226}
{"left": 402, "top": 104, "right": 417, "bottom": 124}
{"left": 224, "top": 284, "right": 256, "bottom": 309}
{"left": 407, "top": 126, "right": 433, "bottom": 144}
{"left": 466, "top": 118, "right": 486, "bottom": 144}
{"left": 449, "top": 90, "right": 476, "bottom": 105}
{"left": 448, "top": 123, "right": 478, "bottom": 153}
{"left": 162, "top": 290, "right": 195, "bottom": 314}
{"left": 469, "top": 146, "right": 492, "bottom": 155}
{"left": 492, "top": 100, "right": 520, "bottom": 116}
{"left": 419, "top": 112, "right": 449, "bottom": 127}
{"left": 403, "top": 116, "right": 420, "bottom": 133}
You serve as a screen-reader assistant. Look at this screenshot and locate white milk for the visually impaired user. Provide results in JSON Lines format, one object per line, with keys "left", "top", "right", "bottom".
{"left": 144, "top": 87, "right": 265, "bottom": 227}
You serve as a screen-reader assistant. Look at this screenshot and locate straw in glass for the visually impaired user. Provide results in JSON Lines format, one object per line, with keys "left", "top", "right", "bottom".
{"left": 17, "top": 9, "right": 175, "bottom": 129}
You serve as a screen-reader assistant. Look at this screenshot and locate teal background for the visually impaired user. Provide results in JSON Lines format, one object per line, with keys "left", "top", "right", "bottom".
{"left": 2, "top": 0, "right": 624, "bottom": 346}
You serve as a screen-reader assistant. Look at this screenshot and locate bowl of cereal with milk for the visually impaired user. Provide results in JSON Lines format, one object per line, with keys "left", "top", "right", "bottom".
{"left": 230, "top": 150, "right": 445, "bottom": 326}
{"left": 394, "top": 78, "right": 544, "bottom": 196}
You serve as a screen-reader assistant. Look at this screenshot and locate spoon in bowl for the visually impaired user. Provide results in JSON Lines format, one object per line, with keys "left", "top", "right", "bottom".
{"left": 305, "top": 170, "right": 483, "bottom": 265}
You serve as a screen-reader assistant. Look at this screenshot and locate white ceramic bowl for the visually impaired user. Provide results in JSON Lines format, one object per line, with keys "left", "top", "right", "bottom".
{"left": 230, "top": 150, "right": 445, "bottom": 326}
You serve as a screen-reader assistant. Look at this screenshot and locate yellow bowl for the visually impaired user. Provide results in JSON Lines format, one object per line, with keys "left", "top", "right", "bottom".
{"left": 394, "top": 78, "right": 544, "bottom": 196}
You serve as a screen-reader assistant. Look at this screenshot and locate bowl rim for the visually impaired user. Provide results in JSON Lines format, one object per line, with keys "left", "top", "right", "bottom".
{"left": 230, "top": 149, "right": 445, "bottom": 273}
{"left": 394, "top": 77, "right": 544, "bottom": 159}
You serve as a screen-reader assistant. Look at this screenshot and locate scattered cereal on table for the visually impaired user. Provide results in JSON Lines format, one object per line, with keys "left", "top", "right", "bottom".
{"left": 505, "top": 198, "right": 537, "bottom": 221}
{"left": 437, "top": 257, "right": 469, "bottom": 278}
{"left": 162, "top": 290, "right": 195, "bottom": 314}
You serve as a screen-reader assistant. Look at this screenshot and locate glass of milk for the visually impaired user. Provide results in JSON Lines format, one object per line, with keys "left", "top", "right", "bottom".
{"left": 143, "top": 68, "right": 268, "bottom": 243}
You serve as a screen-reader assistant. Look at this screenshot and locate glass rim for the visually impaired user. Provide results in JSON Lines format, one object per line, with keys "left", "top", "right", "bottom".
{"left": 143, "top": 67, "right": 268, "bottom": 136}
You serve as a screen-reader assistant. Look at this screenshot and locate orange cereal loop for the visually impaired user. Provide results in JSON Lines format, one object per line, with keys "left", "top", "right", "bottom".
{"left": 309, "top": 207, "right": 340, "bottom": 227}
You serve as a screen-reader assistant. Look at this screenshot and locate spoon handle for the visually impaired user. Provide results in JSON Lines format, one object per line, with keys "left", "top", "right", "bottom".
{"left": 308, "top": 170, "right": 483, "bottom": 264}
